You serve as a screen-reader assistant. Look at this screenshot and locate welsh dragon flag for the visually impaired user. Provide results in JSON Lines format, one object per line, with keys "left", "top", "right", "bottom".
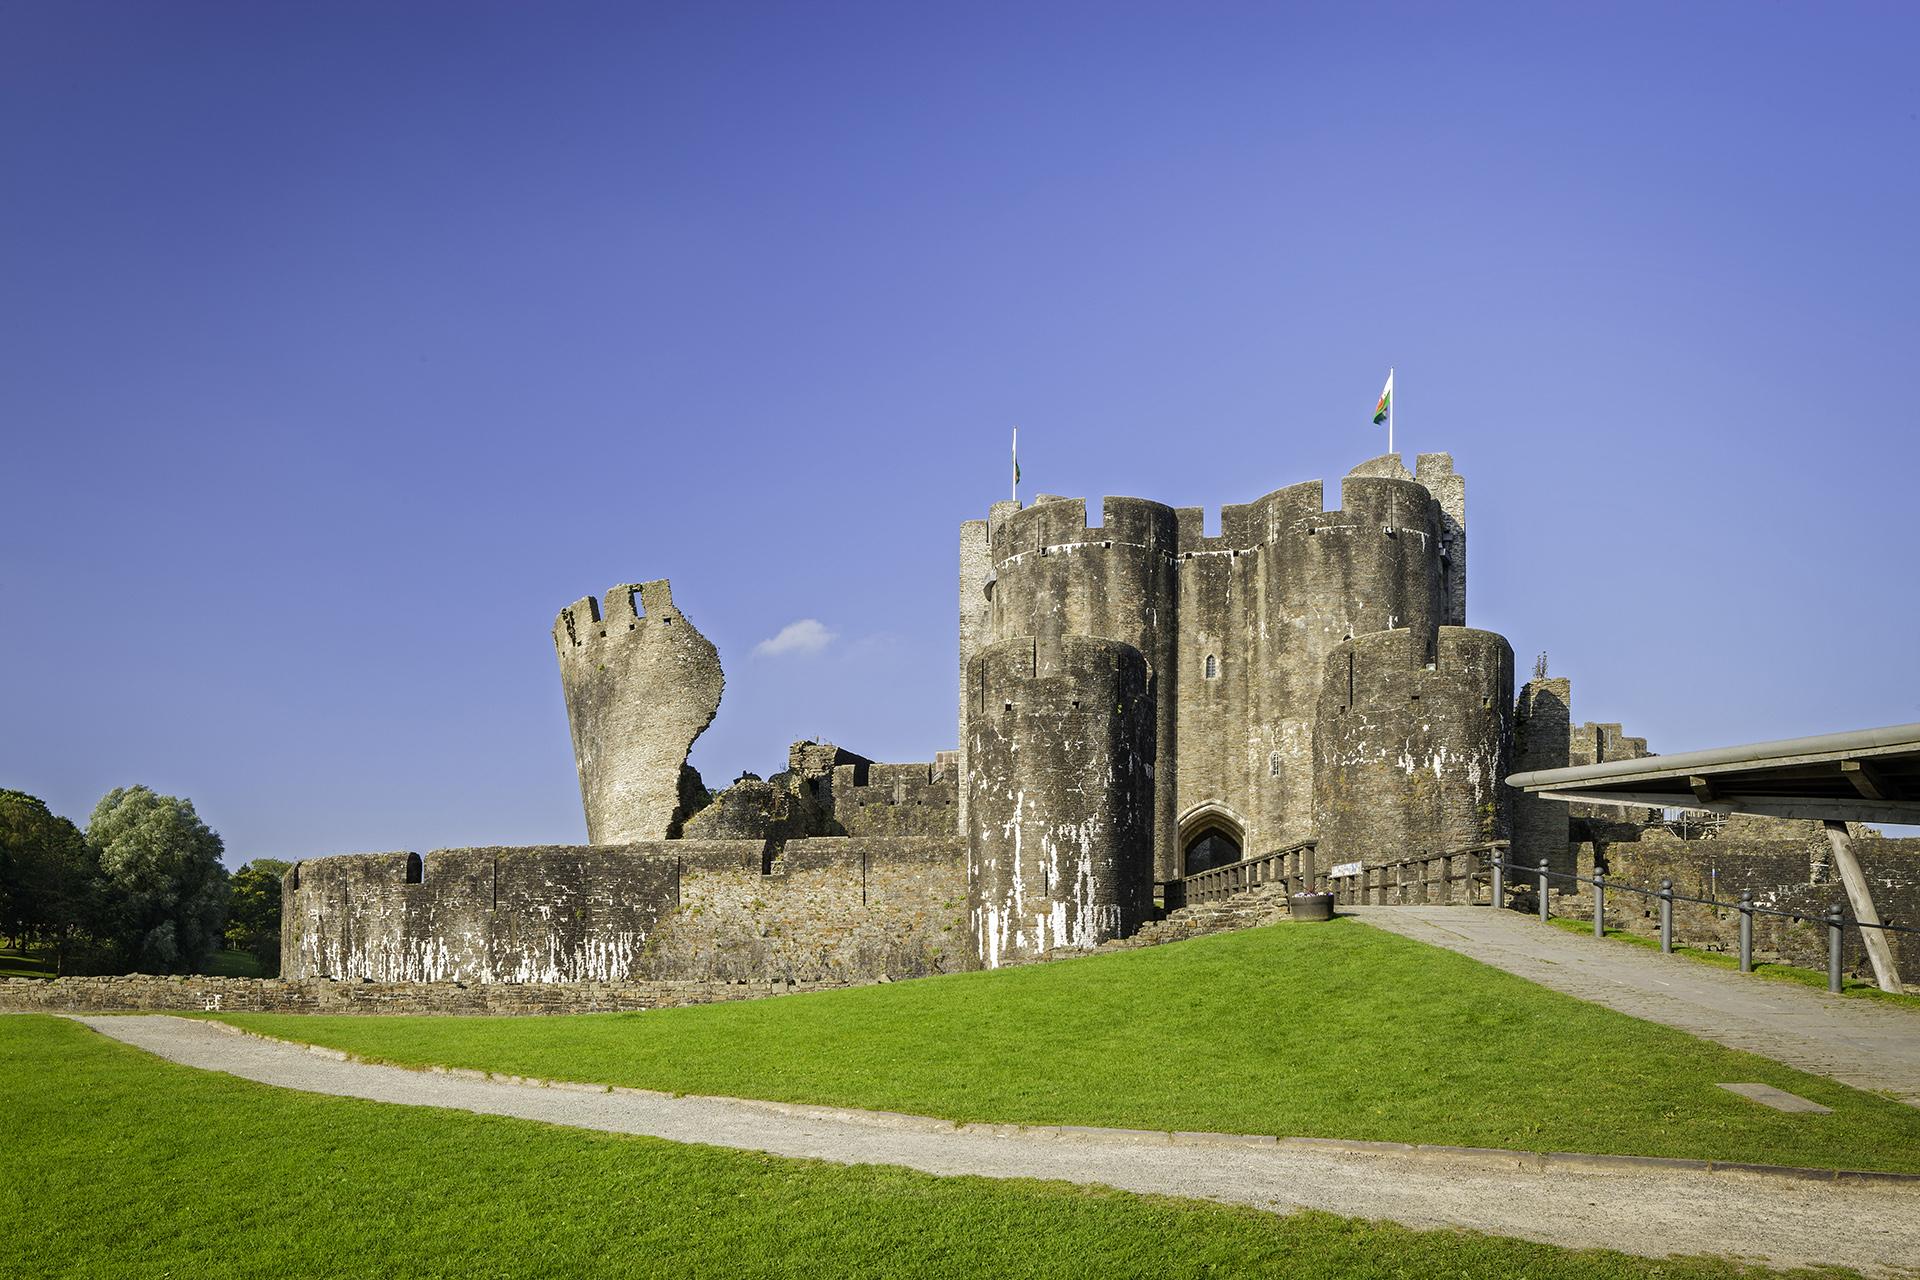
{"left": 1372, "top": 371, "right": 1393, "bottom": 426}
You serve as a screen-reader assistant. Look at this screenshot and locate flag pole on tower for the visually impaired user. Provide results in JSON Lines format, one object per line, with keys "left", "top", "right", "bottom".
{"left": 1372, "top": 369, "right": 1395, "bottom": 455}
{"left": 1012, "top": 426, "right": 1020, "bottom": 503}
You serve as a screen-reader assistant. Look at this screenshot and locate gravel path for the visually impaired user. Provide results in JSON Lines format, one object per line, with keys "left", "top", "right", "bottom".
{"left": 1347, "top": 906, "right": 1920, "bottom": 1106}
{"left": 74, "top": 1015, "right": 1920, "bottom": 1276}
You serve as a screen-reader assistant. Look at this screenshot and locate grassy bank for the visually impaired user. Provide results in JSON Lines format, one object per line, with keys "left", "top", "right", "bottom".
{"left": 215, "top": 919, "right": 1920, "bottom": 1173}
{"left": 3, "top": 1015, "right": 1847, "bottom": 1280}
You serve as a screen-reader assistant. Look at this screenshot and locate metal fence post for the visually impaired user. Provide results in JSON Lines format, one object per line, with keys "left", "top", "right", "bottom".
{"left": 1659, "top": 879, "right": 1673, "bottom": 954}
{"left": 1738, "top": 890, "right": 1753, "bottom": 974}
{"left": 1537, "top": 859, "right": 1550, "bottom": 923}
{"left": 1827, "top": 904, "right": 1844, "bottom": 994}
{"left": 1491, "top": 857, "right": 1504, "bottom": 909}
{"left": 1593, "top": 871, "right": 1606, "bottom": 938}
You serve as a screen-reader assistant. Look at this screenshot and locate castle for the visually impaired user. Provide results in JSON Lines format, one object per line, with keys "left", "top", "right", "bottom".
{"left": 281, "top": 451, "right": 1555, "bottom": 982}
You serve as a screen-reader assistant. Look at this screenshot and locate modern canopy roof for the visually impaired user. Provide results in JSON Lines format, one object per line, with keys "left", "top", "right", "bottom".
{"left": 1505, "top": 722, "right": 1920, "bottom": 826}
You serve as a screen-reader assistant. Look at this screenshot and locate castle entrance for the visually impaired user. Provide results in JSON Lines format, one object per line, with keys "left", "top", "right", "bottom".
{"left": 1181, "top": 818, "right": 1243, "bottom": 875}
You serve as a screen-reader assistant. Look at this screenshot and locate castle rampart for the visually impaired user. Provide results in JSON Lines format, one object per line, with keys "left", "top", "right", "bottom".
{"left": 283, "top": 836, "right": 972, "bottom": 986}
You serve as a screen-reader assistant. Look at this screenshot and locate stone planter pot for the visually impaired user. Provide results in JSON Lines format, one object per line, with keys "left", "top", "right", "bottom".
{"left": 1289, "top": 892, "right": 1335, "bottom": 922}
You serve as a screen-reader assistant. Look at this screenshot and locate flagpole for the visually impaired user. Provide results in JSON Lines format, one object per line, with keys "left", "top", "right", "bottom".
{"left": 1388, "top": 366, "right": 1394, "bottom": 456}
{"left": 1012, "top": 426, "right": 1018, "bottom": 504}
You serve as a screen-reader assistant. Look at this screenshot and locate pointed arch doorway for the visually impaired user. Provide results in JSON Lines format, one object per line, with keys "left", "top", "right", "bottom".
{"left": 1178, "top": 803, "right": 1246, "bottom": 875}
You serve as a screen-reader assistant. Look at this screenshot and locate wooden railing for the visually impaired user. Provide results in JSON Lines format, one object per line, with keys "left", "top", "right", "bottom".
{"left": 1159, "top": 840, "right": 1318, "bottom": 909}
{"left": 1157, "top": 839, "right": 1512, "bottom": 912}
{"left": 1324, "top": 841, "right": 1507, "bottom": 907}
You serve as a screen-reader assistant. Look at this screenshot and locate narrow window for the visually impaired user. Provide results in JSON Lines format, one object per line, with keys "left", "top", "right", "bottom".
{"left": 1204, "top": 654, "right": 1218, "bottom": 680}
{"left": 1268, "top": 751, "right": 1282, "bottom": 778}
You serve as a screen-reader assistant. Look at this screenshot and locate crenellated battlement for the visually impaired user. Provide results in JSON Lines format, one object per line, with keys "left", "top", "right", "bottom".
{"left": 1322, "top": 624, "right": 1514, "bottom": 688}
{"left": 986, "top": 470, "right": 1447, "bottom": 570}
{"left": 988, "top": 495, "right": 1179, "bottom": 563}
{"left": 553, "top": 580, "right": 684, "bottom": 654}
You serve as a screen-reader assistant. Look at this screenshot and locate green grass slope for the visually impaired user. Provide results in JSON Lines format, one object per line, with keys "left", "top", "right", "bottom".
{"left": 0, "top": 1016, "right": 1859, "bottom": 1279}
{"left": 217, "top": 919, "right": 1920, "bottom": 1173}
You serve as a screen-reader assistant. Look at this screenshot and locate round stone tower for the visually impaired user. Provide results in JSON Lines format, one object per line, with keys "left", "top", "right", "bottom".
{"left": 1311, "top": 625, "right": 1514, "bottom": 867}
{"left": 981, "top": 495, "right": 1181, "bottom": 879}
{"left": 965, "top": 634, "right": 1156, "bottom": 967}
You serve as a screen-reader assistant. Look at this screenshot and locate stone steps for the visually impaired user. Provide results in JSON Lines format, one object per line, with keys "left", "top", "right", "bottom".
{"left": 1094, "top": 885, "right": 1295, "bottom": 953}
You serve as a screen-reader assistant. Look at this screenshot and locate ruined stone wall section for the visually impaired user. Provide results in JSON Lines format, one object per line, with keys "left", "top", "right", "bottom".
{"left": 1312, "top": 626, "right": 1514, "bottom": 869}
{"left": 828, "top": 762, "right": 958, "bottom": 837}
{"left": 966, "top": 636, "right": 1156, "bottom": 967}
{"left": 281, "top": 837, "right": 970, "bottom": 986}
{"left": 1415, "top": 453, "right": 1467, "bottom": 626}
{"left": 554, "top": 580, "right": 723, "bottom": 843}
{"left": 957, "top": 518, "right": 993, "bottom": 836}
{"left": 1512, "top": 677, "right": 1574, "bottom": 874}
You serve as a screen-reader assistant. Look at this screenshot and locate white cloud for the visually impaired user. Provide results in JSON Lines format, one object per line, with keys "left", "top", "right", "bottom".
{"left": 753, "top": 618, "right": 835, "bottom": 658}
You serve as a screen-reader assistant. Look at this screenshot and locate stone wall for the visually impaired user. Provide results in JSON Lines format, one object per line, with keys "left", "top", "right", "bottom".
{"left": 1558, "top": 829, "right": 1920, "bottom": 984}
{"left": 0, "top": 973, "right": 848, "bottom": 1016}
{"left": 282, "top": 836, "right": 972, "bottom": 987}
{"left": 828, "top": 762, "right": 958, "bottom": 837}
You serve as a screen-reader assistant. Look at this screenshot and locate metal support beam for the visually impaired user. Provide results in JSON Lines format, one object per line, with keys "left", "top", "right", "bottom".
{"left": 1822, "top": 820, "right": 1903, "bottom": 993}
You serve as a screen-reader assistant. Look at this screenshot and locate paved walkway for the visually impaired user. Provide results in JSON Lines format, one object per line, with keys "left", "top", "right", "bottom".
{"left": 1348, "top": 906, "right": 1920, "bottom": 1106}
{"left": 71, "top": 1016, "right": 1920, "bottom": 1275}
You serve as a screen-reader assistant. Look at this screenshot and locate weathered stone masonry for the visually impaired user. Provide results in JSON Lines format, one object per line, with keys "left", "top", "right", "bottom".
{"left": 282, "top": 838, "right": 970, "bottom": 985}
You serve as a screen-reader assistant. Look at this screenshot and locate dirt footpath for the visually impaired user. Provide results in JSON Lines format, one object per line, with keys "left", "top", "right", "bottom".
{"left": 75, "top": 1015, "right": 1920, "bottom": 1277}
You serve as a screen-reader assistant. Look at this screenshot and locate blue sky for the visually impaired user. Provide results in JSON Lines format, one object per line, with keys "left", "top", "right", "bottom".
{"left": 4, "top": 1, "right": 1916, "bottom": 863}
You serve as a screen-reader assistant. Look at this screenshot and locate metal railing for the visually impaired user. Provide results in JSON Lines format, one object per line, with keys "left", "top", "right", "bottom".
{"left": 1159, "top": 840, "right": 1317, "bottom": 908}
{"left": 1485, "top": 855, "right": 1918, "bottom": 993}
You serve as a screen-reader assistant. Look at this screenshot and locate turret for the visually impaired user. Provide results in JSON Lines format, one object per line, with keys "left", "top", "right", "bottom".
{"left": 965, "top": 635, "right": 1155, "bottom": 967}
{"left": 1312, "top": 626, "right": 1513, "bottom": 867}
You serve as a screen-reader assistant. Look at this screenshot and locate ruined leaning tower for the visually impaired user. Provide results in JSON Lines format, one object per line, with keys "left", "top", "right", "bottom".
{"left": 553, "top": 580, "right": 723, "bottom": 842}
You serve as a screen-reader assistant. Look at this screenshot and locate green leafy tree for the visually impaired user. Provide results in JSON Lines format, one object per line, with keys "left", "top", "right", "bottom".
{"left": 88, "top": 786, "right": 230, "bottom": 973}
{"left": 225, "top": 858, "right": 291, "bottom": 975}
{"left": 1, "top": 790, "right": 108, "bottom": 972}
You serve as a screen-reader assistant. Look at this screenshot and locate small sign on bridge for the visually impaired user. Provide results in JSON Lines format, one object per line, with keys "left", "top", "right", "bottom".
{"left": 1329, "top": 861, "right": 1363, "bottom": 878}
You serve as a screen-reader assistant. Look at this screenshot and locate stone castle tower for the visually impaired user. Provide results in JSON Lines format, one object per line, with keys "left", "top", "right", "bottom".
{"left": 956, "top": 453, "right": 1512, "bottom": 961}
{"left": 553, "top": 580, "right": 723, "bottom": 842}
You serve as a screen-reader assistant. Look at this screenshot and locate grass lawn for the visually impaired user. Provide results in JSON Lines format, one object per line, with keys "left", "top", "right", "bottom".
{"left": 0, "top": 945, "right": 53, "bottom": 979}
{"left": 215, "top": 919, "right": 1920, "bottom": 1173}
{"left": 0, "top": 946, "right": 266, "bottom": 979}
{"left": 1541, "top": 916, "right": 1920, "bottom": 1009}
{"left": 0, "top": 1015, "right": 1861, "bottom": 1279}
{"left": 199, "top": 947, "right": 267, "bottom": 978}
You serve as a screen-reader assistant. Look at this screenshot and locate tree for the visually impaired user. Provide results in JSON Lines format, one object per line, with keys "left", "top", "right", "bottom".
{"left": 88, "top": 786, "right": 230, "bottom": 973}
{"left": 0, "top": 790, "right": 105, "bottom": 972}
{"left": 225, "top": 858, "right": 291, "bottom": 975}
